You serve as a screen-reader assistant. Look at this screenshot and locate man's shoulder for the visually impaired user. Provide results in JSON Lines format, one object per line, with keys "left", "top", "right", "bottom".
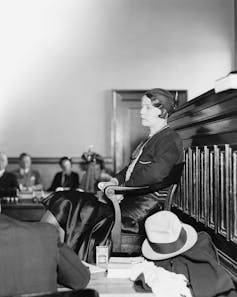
{"left": 5, "top": 171, "right": 18, "bottom": 180}
{"left": 31, "top": 169, "right": 41, "bottom": 176}
{"left": 71, "top": 171, "right": 79, "bottom": 177}
{"left": 54, "top": 171, "right": 62, "bottom": 177}
{"left": 0, "top": 215, "right": 58, "bottom": 252}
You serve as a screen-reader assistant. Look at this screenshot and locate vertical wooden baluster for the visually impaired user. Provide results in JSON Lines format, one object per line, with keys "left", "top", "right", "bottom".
{"left": 188, "top": 147, "right": 193, "bottom": 216}
{"left": 180, "top": 149, "right": 186, "bottom": 211}
{"left": 214, "top": 145, "right": 219, "bottom": 234}
{"left": 232, "top": 150, "right": 237, "bottom": 243}
{"left": 184, "top": 150, "right": 189, "bottom": 213}
{"left": 220, "top": 150, "right": 225, "bottom": 235}
{"left": 195, "top": 146, "right": 200, "bottom": 220}
{"left": 209, "top": 151, "right": 214, "bottom": 229}
{"left": 225, "top": 144, "right": 231, "bottom": 241}
{"left": 199, "top": 149, "right": 204, "bottom": 223}
{"left": 204, "top": 146, "right": 209, "bottom": 227}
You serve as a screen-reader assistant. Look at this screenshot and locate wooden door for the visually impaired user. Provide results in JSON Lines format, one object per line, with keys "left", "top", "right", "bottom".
{"left": 112, "top": 89, "right": 187, "bottom": 173}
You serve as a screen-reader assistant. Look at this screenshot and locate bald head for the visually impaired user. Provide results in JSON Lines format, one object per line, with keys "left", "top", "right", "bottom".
{"left": 0, "top": 153, "right": 8, "bottom": 170}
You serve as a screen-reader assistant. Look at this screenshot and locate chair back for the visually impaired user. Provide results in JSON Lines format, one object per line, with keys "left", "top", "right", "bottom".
{"left": 109, "top": 163, "right": 184, "bottom": 254}
{"left": 148, "top": 162, "right": 184, "bottom": 193}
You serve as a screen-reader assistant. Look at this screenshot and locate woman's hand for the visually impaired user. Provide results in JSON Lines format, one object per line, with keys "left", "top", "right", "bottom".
{"left": 98, "top": 178, "right": 119, "bottom": 191}
{"left": 115, "top": 194, "right": 124, "bottom": 203}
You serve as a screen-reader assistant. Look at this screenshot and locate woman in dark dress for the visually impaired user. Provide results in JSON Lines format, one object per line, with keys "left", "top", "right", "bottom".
{"left": 41, "top": 89, "right": 183, "bottom": 262}
{"left": 48, "top": 156, "right": 79, "bottom": 191}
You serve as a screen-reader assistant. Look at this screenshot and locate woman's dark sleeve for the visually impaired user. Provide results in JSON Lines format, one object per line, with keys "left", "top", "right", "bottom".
{"left": 115, "top": 166, "right": 128, "bottom": 185}
{"left": 72, "top": 172, "right": 79, "bottom": 189}
{"left": 57, "top": 242, "right": 90, "bottom": 289}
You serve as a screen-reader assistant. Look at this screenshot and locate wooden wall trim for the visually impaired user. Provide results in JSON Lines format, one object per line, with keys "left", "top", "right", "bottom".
{"left": 170, "top": 88, "right": 237, "bottom": 279}
{"left": 169, "top": 89, "right": 237, "bottom": 147}
{"left": 8, "top": 157, "right": 113, "bottom": 165}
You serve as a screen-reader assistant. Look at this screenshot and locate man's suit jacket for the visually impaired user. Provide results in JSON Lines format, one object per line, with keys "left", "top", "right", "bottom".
{"left": 48, "top": 171, "right": 79, "bottom": 191}
{"left": 0, "top": 214, "right": 90, "bottom": 296}
{"left": 0, "top": 171, "right": 18, "bottom": 197}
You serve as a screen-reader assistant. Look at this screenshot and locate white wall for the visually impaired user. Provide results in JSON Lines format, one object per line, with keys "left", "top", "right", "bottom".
{"left": 0, "top": 0, "right": 234, "bottom": 157}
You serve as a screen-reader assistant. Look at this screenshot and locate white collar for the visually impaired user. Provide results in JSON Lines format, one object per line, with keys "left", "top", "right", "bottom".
{"left": 20, "top": 168, "right": 30, "bottom": 174}
{"left": 149, "top": 124, "right": 169, "bottom": 138}
{"left": 0, "top": 169, "right": 5, "bottom": 177}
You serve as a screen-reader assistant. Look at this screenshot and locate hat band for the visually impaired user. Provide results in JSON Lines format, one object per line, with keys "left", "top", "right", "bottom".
{"left": 148, "top": 227, "right": 187, "bottom": 254}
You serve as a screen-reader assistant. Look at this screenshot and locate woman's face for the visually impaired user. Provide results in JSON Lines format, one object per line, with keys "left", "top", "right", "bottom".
{"left": 61, "top": 160, "right": 72, "bottom": 173}
{"left": 140, "top": 95, "right": 162, "bottom": 127}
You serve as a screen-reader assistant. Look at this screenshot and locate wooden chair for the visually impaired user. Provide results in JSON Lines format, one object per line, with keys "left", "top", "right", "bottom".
{"left": 104, "top": 163, "right": 184, "bottom": 254}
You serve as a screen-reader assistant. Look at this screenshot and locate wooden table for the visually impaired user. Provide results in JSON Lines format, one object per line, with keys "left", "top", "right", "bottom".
{"left": 0, "top": 191, "right": 51, "bottom": 221}
{"left": 1, "top": 202, "right": 45, "bottom": 221}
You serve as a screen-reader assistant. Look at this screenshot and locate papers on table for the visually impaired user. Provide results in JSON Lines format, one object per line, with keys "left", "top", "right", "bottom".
{"left": 82, "top": 261, "right": 106, "bottom": 279}
{"left": 109, "top": 257, "right": 144, "bottom": 264}
{"left": 83, "top": 257, "right": 145, "bottom": 279}
{"left": 107, "top": 257, "right": 145, "bottom": 279}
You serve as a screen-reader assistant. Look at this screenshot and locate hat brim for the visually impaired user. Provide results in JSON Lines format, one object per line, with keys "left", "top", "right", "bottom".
{"left": 142, "top": 223, "right": 198, "bottom": 260}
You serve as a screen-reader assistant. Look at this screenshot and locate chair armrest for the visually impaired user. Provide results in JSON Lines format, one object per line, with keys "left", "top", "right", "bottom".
{"left": 104, "top": 185, "right": 149, "bottom": 197}
{"left": 103, "top": 162, "right": 184, "bottom": 252}
{"left": 104, "top": 182, "right": 166, "bottom": 197}
{"left": 104, "top": 186, "right": 122, "bottom": 252}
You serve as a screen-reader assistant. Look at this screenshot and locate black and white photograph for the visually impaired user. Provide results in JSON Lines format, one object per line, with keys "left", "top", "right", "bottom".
{"left": 0, "top": 1, "right": 236, "bottom": 296}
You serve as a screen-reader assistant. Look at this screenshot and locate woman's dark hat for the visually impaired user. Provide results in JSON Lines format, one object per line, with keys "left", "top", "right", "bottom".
{"left": 145, "top": 88, "right": 175, "bottom": 115}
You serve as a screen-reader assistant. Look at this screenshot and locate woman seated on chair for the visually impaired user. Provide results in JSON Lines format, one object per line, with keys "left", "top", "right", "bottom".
{"left": 41, "top": 88, "right": 183, "bottom": 263}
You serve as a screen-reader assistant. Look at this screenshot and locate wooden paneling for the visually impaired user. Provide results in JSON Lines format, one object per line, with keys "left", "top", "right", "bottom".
{"left": 169, "top": 89, "right": 237, "bottom": 279}
{"left": 169, "top": 89, "right": 237, "bottom": 147}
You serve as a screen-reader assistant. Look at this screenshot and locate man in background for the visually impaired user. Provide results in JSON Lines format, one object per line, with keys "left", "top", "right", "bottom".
{"left": 13, "top": 152, "right": 43, "bottom": 191}
{"left": 0, "top": 152, "right": 18, "bottom": 197}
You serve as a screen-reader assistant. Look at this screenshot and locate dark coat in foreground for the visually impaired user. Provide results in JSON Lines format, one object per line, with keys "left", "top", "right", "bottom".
{"left": 134, "top": 232, "right": 237, "bottom": 297}
{"left": 0, "top": 214, "right": 90, "bottom": 296}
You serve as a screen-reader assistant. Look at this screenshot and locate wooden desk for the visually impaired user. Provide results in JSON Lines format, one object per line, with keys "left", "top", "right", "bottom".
{"left": 1, "top": 202, "right": 45, "bottom": 221}
{"left": 0, "top": 191, "right": 51, "bottom": 221}
{"left": 88, "top": 278, "right": 154, "bottom": 297}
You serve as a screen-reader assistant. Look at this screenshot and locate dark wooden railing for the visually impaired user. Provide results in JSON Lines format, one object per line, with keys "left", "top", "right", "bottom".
{"left": 168, "top": 89, "right": 237, "bottom": 279}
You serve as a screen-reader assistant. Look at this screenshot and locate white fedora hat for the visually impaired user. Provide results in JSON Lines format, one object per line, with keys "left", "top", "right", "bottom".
{"left": 142, "top": 211, "right": 198, "bottom": 260}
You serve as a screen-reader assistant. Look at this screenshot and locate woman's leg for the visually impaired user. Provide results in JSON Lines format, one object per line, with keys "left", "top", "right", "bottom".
{"left": 120, "top": 193, "right": 162, "bottom": 234}
{"left": 41, "top": 190, "right": 114, "bottom": 262}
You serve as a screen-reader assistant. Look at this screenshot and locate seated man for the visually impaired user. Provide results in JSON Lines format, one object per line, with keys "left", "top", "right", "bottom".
{"left": 0, "top": 152, "right": 18, "bottom": 197}
{"left": 0, "top": 214, "right": 90, "bottom": 296}
{"left": 48, "top": 156, "right": 79, "bottom": 191}
{"left": 13, "top": 152, "right": 43, "bottom": 191}
{"left": 134, "top": 211, "right": 237, "bottom": 297}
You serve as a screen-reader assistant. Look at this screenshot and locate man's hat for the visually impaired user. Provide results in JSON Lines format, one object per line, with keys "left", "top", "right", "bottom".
{"left": 142, "top": 211, "right": 198, "bottom": 260}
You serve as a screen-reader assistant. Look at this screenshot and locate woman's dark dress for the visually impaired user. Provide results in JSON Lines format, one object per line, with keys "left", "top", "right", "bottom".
{"left": 43, "top": 127, "right": 183, "bottom": 263}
